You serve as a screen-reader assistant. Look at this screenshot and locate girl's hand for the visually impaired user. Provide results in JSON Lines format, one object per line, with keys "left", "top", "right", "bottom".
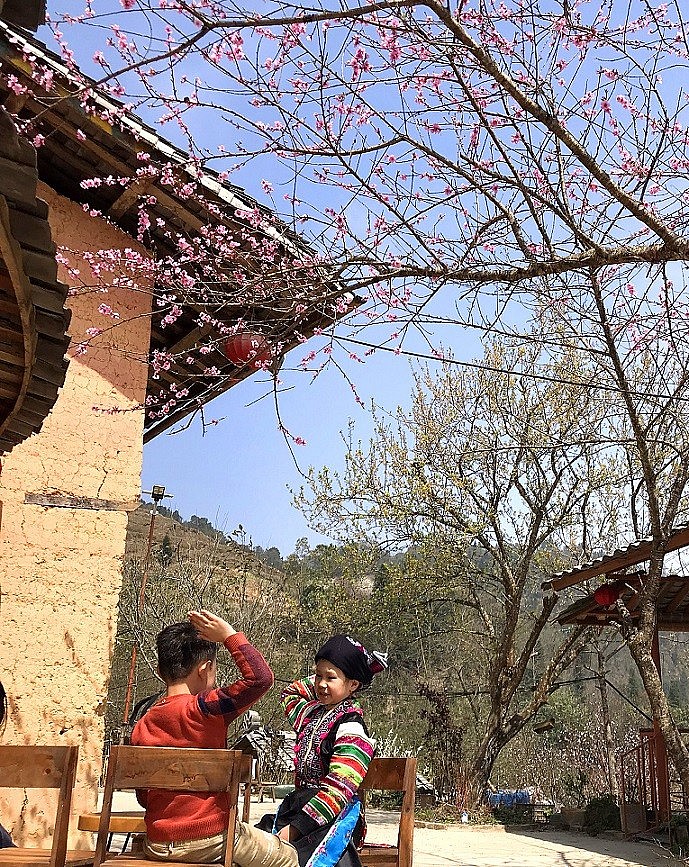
{"left": 188, "top": 610, "right": 236, "bottom": 643}
{"left": 277, "top": 826, "right": 293, "bottom": 842}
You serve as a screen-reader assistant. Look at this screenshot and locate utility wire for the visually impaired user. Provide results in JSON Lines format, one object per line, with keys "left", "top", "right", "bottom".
{"left": 272, "top": 673, "right": 648, "bottom": 711}
{"left": 602, "top": 678, "right": 653, "bottom": 723}
{"left": 337, "top": 335, "right": 689, "bottom": 404}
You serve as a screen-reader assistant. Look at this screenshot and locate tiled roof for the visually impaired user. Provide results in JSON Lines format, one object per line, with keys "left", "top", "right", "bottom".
{"left": 0, "top": 23, "right": 351, "bottom": 441}
{"left": 0, "top": 0, "right": 46, "bottom": 31}
{"left": 0, "top": 106, "right": 70, "bottom": 453}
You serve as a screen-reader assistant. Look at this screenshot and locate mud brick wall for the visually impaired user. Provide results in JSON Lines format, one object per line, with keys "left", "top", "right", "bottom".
{"left": 0, "top": 185, "right": 151, "bottom": 846}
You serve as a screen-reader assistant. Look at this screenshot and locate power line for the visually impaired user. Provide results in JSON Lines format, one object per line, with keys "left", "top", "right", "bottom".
{"left": 602, "top": 678, "right": 653, "bottom": 723}
{"left": 337, "top": 334, "right": 689, "bottom": 404}
{"left": 272, "top": 672, "right": 630, "bottom": 701}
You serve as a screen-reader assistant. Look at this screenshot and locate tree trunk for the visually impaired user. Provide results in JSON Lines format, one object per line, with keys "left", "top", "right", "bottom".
{"left": 596, "top": 649, "right": 619, "bottom": 800}
{"left": 628, "top": 632, "right": 689, "bottom": 802}
{"left": 465, "top": 727, "right": 511, "bottom": 808}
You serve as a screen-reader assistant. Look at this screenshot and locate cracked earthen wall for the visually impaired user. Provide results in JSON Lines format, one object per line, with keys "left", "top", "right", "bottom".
{"left": 0, "top": 185, "right": 151, "bottom": 847}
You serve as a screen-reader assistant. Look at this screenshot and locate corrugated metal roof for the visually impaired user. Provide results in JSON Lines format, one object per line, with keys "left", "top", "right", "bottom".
{"left": 545, "top": 523, "right": 689, "bottom": 592}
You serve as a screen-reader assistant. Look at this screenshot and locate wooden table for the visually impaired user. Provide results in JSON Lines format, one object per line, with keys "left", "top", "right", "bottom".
{"left": 78, "top": 810, "right": 146, "bottom": 853}
{"left": 78, "top": 811, "right": 146, "bottom": 834}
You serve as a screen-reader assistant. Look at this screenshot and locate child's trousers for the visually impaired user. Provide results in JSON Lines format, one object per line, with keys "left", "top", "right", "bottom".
{"left": 233, "top": 821, "right": 298, "bottom": 867}
{"left": 143, "top": 832, "right": 226, "bottom": 862}
{"left": 141, "top": 822, "right": 298, "bottom": 866}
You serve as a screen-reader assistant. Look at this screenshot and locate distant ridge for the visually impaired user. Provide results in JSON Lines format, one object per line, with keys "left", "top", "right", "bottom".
{"left": 125, "top": 501, "right": 284, "bottom": 584}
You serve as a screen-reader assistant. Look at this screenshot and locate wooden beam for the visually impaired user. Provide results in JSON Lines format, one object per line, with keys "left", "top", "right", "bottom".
{"left": 24, "top": 491, "right": 140, "bottom": 511}
{"left": 0, "top": 324, "right": 23, "bottom": 344}
{"left": 143, "top": 369, "right": 250, "bottom": 441}
{"left": 1, "top": 91, "right": 28, "bottom": 115}
{"left": 22, "top": 99, "right": 259, "bottom": 270}
{"left": 164, "top": 325, "right": 215, "bottom": 357}
{"left": 0, "top": 298, "right": 22, "bottom": 324}
{"left": 0, "top": 345, "right": 25, "bottom": 367}
{"left": 0, "top": 364, "right": 26, "bottom": 386}
{"left": 666, "top": 579, "right": 689, "bottom": 614}
{"left": 108, "top": 178, "right": 152, "bottom": 220}
{"left": 625, "top": 590, "right": 641, "bottom": 613}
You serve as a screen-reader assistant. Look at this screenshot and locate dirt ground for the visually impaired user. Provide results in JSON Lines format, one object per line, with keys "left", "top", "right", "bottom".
{"left": 363, "top": 810, "right": 681, "bottom": 867}
{"left": 247, "top": 799, "right": 680, "bottom": 867}
{"left": 106, "top": 794, "right": 682, "bottom": 866}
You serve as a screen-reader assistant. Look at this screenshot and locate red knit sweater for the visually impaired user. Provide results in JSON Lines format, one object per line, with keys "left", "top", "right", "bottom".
{"left": 131, "top": 632, "right": 273, "bottom": 842}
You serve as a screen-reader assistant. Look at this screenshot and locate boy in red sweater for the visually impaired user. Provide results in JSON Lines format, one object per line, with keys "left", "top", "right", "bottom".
{"left": 131, "top": 609, "right": 273, "bottom": 863}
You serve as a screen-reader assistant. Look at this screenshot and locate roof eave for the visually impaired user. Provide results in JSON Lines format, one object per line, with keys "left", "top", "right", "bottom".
{"left": 544, "top": 523, "right": 689, "bottom": 592}
{"left": 0, "top": 0, "right": 46, "bottom": 31}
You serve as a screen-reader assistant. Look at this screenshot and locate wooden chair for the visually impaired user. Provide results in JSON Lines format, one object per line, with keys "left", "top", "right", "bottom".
{"left": 91, "top": 745, "right": 244, "bottom": 867}
{"left": 359, "top": 757, "right": 417, "bottom": 867}
{"left": 77, "top": 752, "right": 253, "bottom": 849}
{"left": 0, "top": 744, "right": 94, "bottom": 867}
{"left": 240, "top": 753, "right": 253, "bottom": 822}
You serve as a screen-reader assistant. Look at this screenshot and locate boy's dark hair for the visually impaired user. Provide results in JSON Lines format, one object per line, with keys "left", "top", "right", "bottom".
{"left": 157, "top": 622, "right": 217, "bottom": 683}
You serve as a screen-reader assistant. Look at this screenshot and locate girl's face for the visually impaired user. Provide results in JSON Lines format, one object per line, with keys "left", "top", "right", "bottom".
{"left": 314, "top": 659, "right": 360, "bottom": 707}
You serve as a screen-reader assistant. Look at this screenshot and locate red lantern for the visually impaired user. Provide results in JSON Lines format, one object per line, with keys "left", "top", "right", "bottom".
{"left": 593, "top": 583, "right": 620, "bottom": 607}
{"left": 223, "top": 331, "right": 273, "bottom": 368}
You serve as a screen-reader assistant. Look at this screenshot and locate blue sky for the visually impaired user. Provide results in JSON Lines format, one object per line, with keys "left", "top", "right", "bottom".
{"left": 46, "top": 0, "right": 686, "bottom": 555}
{"left": 142, "top": 329, "right": 479, "bottom": 554}
{"left": 142, "top": 348, "right": 395, "bottom": 553}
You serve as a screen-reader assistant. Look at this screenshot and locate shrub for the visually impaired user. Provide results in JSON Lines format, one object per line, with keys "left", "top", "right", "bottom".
{"left": 415, "top": 803, "right": 467, "bottom": 824}
{"left": 493, "top": 804, "right": 533, "bottom": 825}
{"left": 583, "top": 796, "right": 620, "bottom": 836}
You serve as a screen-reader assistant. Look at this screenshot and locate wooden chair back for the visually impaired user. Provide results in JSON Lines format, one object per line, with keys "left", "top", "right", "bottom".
{"left": 93, "top": 745, "right": 244, "bottom": 867}
{"left": 240, "top": 753, "right": 253, "bottom": 822}
{"left": 359, "top": 756, "right": 417, "bottom": 867}
{"left": 0, "top": 744, "right": 79, "bottom": 867}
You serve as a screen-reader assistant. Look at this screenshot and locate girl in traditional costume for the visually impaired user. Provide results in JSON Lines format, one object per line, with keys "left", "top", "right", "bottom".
{"left": 234, "top": 635, "right": 387, "bottom": 867}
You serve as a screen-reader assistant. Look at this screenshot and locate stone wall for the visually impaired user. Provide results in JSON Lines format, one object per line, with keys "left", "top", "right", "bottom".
{"left": 0, "top": 185, "right": 151, "bottom": 846}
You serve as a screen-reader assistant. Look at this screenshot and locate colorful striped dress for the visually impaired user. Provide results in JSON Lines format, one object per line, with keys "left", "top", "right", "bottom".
{"left": 264, "top": 676, "right": 375, "bottom": 866}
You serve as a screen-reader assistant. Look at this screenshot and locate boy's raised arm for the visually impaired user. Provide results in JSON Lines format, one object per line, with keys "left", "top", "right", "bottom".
{"left": 189, "top": 609, "right": 236, "bottom": 643}
{"left": 191, "top": 609, "right": 274, "bottom": 719}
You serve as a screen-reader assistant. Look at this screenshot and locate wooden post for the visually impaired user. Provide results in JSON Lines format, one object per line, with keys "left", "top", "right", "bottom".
{"left": 651, "top": 628, "right": 670, "bottom": 823}
{"left": 121, "top": 504, "right": 157, "bottom": 725}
